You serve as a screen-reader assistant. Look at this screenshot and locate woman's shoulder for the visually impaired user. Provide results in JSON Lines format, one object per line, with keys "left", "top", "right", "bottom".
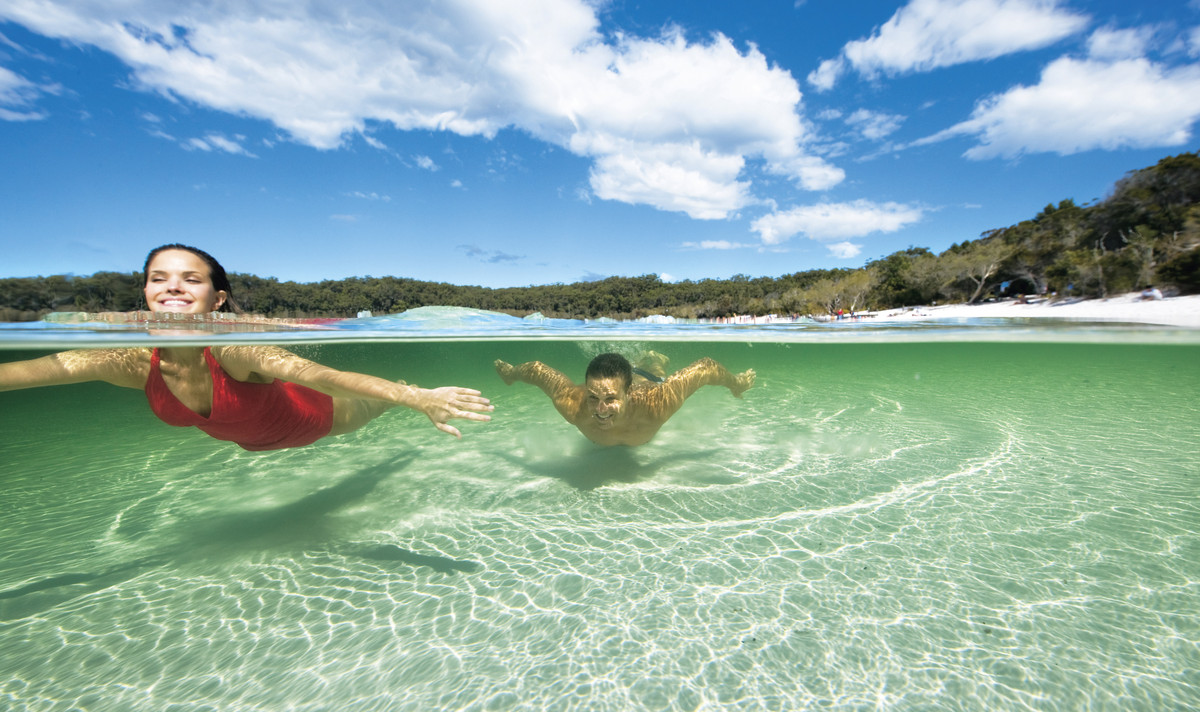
{"left": 208, "top": 344, "right": 303, "bottom": 381}
{"left": 208, "top": 344, "right": 298, "bottom": 367}
{"left": 210, "top": 344, "right": 294, "bottom": 357}
{"left": 60, "top": 347, "right": 151, "bottom": 365}
{"left": 57, "top": 347, "right": 153, "bottom": 387}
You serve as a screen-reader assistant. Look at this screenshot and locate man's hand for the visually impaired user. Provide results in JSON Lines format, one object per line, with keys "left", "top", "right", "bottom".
{"left": 494, "top": 359, "right": 518, "bottom": 385}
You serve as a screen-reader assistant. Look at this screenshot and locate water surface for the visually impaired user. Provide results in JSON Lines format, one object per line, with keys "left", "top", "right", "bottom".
{"left": 1, "top": 310, "right": 1197, "bottom": 710}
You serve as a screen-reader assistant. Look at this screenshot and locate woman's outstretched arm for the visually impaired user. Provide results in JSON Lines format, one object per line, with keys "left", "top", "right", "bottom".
{"left": 0, "top": 349, "right": 147, "bottom": 392}
{"left": 214, "top": 345, "right": 492, "bottom": 437}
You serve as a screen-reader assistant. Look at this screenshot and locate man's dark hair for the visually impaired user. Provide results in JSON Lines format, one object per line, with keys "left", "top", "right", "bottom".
{"left": 586, "top": 353, "right": 632, "bottom": 388}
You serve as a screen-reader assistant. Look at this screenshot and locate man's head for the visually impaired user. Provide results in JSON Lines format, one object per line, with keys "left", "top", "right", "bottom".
{"left": 584, "top": 353, "right": 632, "bottom": 429}
{"left": 586, "top": 353, "right": 632, "bottom": 389}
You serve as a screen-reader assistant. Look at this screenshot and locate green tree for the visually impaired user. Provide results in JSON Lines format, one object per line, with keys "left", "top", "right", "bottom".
{"left": 942, "top": 238, "right": 1013, "bottom": 303}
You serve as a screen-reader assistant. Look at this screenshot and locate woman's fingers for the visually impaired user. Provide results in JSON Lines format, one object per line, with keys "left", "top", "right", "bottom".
{"left": 424, "top": 386, "right": 492, "bottom": 435}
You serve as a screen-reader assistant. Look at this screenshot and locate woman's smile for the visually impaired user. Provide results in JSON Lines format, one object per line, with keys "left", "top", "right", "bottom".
{"left": 143, "top": 249, "right": 227, "bottom": 314}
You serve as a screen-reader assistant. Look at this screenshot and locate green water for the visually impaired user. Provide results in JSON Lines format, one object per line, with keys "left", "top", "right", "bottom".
{"left": 1, "top": 339, "right": 1198, "bottom": 711}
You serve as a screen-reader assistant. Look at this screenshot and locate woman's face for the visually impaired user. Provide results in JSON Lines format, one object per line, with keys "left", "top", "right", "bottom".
{"left": 143, "top": 249, "right": 227, "bottom": 313}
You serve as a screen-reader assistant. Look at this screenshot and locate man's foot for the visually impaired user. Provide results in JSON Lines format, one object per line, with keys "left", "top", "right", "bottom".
{"left": 635, "top": 350, "right": 670, "bottom": 379}
{"left": 731, "top": 369, "right": 756, "bottom": 397}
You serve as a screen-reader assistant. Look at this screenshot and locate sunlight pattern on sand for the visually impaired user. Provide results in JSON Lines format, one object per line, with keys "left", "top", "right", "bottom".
{"left": 1, "top": 329, "right": 1197, "bottom": 711}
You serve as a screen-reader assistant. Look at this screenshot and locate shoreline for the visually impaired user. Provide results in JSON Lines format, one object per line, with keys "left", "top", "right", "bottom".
{"left": 867, "top": 291, "right": 1200, "bottom": 328}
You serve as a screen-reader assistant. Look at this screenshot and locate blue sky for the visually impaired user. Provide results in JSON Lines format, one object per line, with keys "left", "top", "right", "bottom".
{"left": 2, "top": 1, "right": 1199, "bottom": 289}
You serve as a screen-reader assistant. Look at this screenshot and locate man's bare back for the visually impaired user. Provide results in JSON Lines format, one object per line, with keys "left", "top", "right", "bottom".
{"left": 494, "top": 353, "right": 755, "bottom": 446}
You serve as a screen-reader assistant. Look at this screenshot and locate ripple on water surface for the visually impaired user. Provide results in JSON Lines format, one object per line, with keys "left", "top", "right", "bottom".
{"left": 0, "top": 313, "right": 1198, "bottom": 710}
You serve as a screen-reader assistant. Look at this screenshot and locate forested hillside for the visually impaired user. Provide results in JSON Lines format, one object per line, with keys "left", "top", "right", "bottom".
{"left": 3, "top": 152, "right": 1198, "bottom": 321}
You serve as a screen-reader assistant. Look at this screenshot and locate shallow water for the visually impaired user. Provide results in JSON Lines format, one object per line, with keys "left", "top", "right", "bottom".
{"left": 1, "top": 311, "right": 1198, "bottom": 711}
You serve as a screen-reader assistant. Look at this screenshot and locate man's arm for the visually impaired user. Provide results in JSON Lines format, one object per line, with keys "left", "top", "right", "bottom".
{"left": 494, "top": 359, "right": 584, "bottom": 422}
{"left": 640, "top": 357, "right": 755, "bottom": 421}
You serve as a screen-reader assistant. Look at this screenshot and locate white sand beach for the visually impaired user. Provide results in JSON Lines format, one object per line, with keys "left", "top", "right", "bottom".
{"left": 871, "top": 291, "right": 1200, "bottom": 328}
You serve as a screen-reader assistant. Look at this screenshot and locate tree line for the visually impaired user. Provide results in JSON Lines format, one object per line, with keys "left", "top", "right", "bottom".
{"left": 3, "top": 152, "right": 1198, "bottom": 322}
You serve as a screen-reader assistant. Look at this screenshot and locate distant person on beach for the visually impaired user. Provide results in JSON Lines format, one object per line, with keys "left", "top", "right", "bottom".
{"left": 1140, "top": 287, "right": 1164, "bottom": 301}
{"left": 0, "top": 244, "right": 492, "bottom": 448}
{"left": 493, "top": 352, "right": 755, "bottom": 446}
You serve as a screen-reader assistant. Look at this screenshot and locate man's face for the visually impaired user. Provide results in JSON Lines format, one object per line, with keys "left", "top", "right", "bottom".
{"left": 585, "top": 375, "right": 627, "bottom": 429}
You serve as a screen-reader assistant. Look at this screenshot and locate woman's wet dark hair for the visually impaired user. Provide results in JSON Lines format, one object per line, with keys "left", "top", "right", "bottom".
{"left": 142, "top": 244, "right": 242, "bottom": 313}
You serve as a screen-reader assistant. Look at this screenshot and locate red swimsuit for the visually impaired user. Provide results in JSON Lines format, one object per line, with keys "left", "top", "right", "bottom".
{"left": 146, "top": 347, "right": 334, "bottom": 451}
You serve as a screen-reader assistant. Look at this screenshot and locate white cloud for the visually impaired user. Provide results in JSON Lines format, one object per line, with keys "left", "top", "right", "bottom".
{"left": 0, "top": 65, "right": 53, "bottom": 120}
{"left": 918, "top": 55, "right": 1200, "bottom": 159}
{"left": 0, "top": 0, "right": 841, "bottom": 219}
{"left": 557, "top": 27, "right": 840, "bottom": 214}
{"left": 750, "top": 200, "right": 925, "bottom": 250}
{"left": 414, "top": 154, "right": 439, "bottom": 171}
{"left": 680, "top": 240, "right": 752, "bottom": 250}
{"left": 807, "top": 57, "right": 845, "bottom": 92}
{"left": 458, "top": 245, "right": 524, "bottom": 264}
{"left": 182, "top": 132, "right": 257, "bottom": 156}
{"left": 767, "top": 153, "right": 845, "bottom": 191}
{"left": 1086, "top": 26, "right": 1153, "bottom": 61}
{"left": 205, "top": 133, "right": 256, "bottom": 156}
{"left": 811, "top": 0, "right": 1089, "bottom": 89}
{"left": 827, "top": 241, "right": 862, "bottom": 259}
{"left": 846, "top": 109, "right": 904, "bottom": 140}
{"left": 346, "top": 191, "right": 391, "bottom": 202}
{"left": 583, "top": 138, "right": 751, "bottom": 219}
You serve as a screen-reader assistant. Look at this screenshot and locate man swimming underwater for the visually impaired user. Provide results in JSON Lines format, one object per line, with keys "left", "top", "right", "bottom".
{"left": 494, "top": 352, "right": 755, "bottom": 447}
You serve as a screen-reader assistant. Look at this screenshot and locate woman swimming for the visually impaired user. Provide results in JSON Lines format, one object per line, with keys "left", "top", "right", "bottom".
{"left": 0, "top": 244, "right": 492, "bottom": 448}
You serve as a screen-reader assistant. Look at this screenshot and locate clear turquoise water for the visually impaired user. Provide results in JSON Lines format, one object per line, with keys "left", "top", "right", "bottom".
{"left": 1, "top": 310, "right": 1198, "bottom": 711}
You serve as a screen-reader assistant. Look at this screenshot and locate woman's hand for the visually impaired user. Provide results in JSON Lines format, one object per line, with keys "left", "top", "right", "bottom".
{"left": 413, "top": 386, "right": 493, "bottom": 438}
